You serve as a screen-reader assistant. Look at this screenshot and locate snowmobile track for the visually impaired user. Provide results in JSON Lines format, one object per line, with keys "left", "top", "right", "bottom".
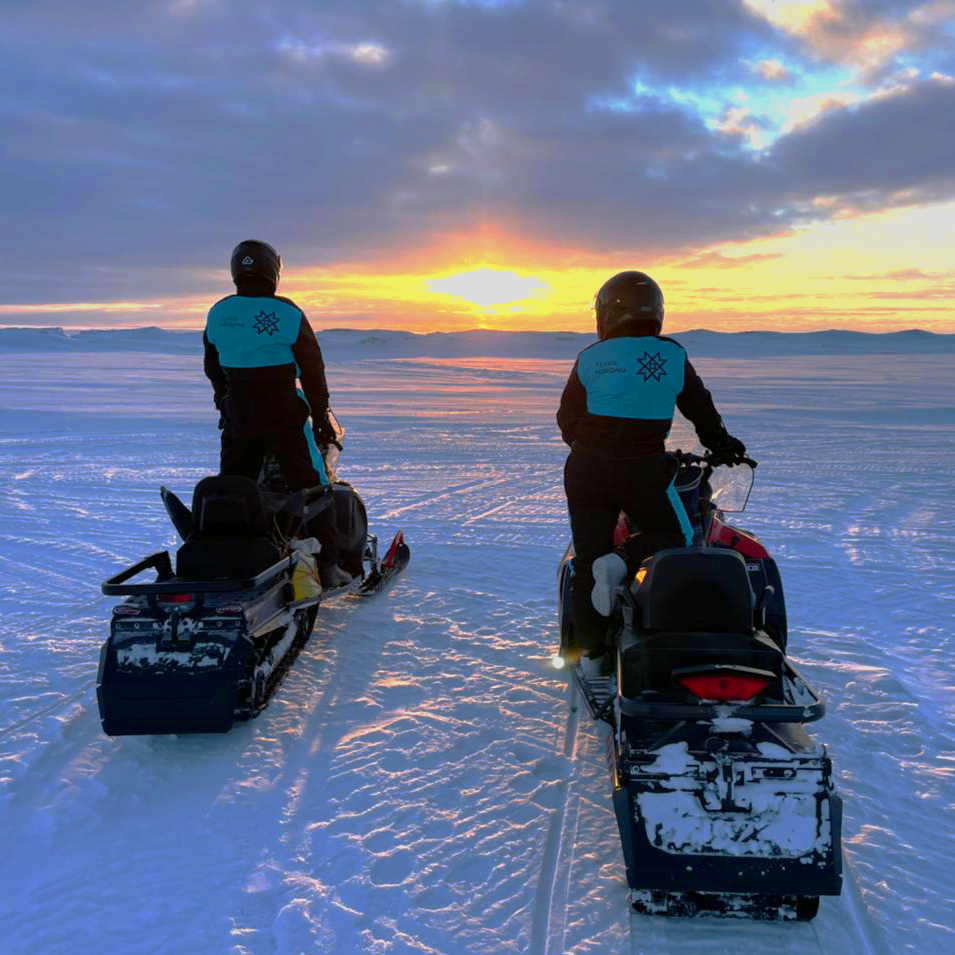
{"left": 379, "top": 468, "right": 555, "bottom": 522}
{"left": 817, "top": 862, "right": 892, "bottom": 955}
{"left": 530, "top": 678, "right": 581, "bottom": 955}
{"left": 0, "top": 686, "right": 90, "bottom": 742}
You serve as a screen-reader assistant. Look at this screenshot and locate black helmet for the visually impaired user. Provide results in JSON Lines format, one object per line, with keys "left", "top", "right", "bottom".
{"left": 594, "top": 271, "right": 664, "bottom": 339}
{"left": 230, "top": 239, "right": 281, "bottom": 289}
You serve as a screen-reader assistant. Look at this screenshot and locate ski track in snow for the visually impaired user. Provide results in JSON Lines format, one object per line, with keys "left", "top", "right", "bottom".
{"left": 1, "top": 350, "right": 954, "bottom": 955}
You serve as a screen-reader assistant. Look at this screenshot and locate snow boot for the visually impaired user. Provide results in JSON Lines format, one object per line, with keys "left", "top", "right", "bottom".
{"left": 591, "top": 552, "right": 628, "bottom": 616}
{"left": 320, "top": 563, "right": 354, "bottom": 589}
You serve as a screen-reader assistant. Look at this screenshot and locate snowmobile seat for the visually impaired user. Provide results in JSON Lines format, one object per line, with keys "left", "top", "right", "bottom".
{"left": 175, "top": 476, "right": 285, "bottom": 580}
{"left": 635, "top": 548, "right": 755, "bottom": 634}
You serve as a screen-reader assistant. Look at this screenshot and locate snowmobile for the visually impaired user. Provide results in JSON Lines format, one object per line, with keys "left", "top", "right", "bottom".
{"left": 97, "top": 412, "right": 409, "bottom": 736}
{"left": 556, "top": 451, "right": 842, "bottom": 920}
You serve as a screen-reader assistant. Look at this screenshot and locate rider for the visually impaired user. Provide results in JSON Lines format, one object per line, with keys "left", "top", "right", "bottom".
{"left": 203, "top": 239, "right": 352, "bottom": 588}
{"left": 557, "top": 271, "right": 746, "bottom": 673}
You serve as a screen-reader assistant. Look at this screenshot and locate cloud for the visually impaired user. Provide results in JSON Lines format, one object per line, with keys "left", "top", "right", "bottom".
{"left": 742, "top": 0, "right": 955, "bottom": 77}
{"left": 278, "top": 38, "right": 391, "bottom": 67}
{"left": 861, "top": 284, "right": 955, "bottom": 299}
{"left": 753, "top": 58, "right": 792, "bottom": 82}
{"left": 674, "top": 250, "right": 785, "bottom": 268}
{"left": 0, "top": 0, "right": 954, "bottom": 311}
{"left": 715, "top": 106, "right": 768, "bottom": 144}
{"left": 781, "top": 91, "right": 860, "bottom": 131}
{"left": 768, "top": 76, "right": 955, "bottom": 211}
{"left": 828, "top": 268, "right": 955, "bottom": 281}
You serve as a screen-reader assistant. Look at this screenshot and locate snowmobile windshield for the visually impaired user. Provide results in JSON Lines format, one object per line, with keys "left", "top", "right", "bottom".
{"left": 327, "top": 409, "right": 344, "bottom": 445}
{"left": 708, "top": 461, "right": 754, "bottom": 513}
{"left": 322, "top": 409, "right": 345, "bottom": 483}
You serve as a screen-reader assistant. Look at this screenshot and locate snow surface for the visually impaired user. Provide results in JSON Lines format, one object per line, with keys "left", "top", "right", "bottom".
{"left": 1, "top": 331, "right": 954, "bottom": 954}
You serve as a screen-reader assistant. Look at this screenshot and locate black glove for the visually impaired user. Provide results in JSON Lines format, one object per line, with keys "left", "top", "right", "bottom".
{"left": 214, "top": 390, "right": 227, "bottom": 429}
{"left": 313, "top": 413, "right": 338, "bottom": 448}
{"left": 710, "top": 433, "right": 747, "bottom": 466}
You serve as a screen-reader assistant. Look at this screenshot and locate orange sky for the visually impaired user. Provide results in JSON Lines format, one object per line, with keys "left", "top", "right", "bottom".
{"left": 284, "top": 199, "right": 955, "bottom": 333}
{"left": 2, "top": 200, "right": 953, "bottom": 334}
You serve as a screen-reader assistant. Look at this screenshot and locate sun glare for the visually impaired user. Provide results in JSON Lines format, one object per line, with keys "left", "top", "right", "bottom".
{"left": 427, "top": 269, "right": 550, "bottom": 308}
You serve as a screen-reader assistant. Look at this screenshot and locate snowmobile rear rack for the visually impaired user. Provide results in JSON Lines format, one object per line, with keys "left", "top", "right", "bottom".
{"left": 618, "top": 658, "right": 826, "bottom": 723}
{"left": 102, "top": 551, "right": 292, "bottom": 596}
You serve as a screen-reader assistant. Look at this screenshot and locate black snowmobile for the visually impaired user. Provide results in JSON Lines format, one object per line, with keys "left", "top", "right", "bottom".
{"left": 97, "top": 412, "right": 409, "bottom": 736}
{"left": 556, "top": 451, "right": 842, "bottom": 920}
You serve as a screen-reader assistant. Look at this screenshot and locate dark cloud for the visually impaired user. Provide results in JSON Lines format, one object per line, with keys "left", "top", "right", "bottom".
{"left": 1, "top": 0, "right": 954, "bottom": 307}
{"left": 767, "top": 78, "right": 955, "bottom": 209}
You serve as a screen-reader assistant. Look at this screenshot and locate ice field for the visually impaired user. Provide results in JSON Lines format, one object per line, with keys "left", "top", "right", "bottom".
{"left": 1, "top": 329, "right": 954, "bottom": 955}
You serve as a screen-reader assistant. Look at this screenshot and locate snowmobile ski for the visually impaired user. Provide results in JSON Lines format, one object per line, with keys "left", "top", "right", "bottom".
{"left": 357, "top": 530, "right": 409, "bottom": 595}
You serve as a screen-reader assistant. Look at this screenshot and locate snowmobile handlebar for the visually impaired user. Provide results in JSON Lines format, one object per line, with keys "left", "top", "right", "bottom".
{"left": 672, "top": 449, "right": 757, "bottom": 470}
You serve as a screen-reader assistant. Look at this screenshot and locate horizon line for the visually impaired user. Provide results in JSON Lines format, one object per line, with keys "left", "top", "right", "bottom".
{"left": 1, "top": 324, "right": 951, "bottom": 337}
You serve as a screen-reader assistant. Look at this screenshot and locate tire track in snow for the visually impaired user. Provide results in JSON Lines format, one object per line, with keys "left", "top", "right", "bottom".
{"left": 814, "top": 860, "right": 893, "bottom": 955}
{"left": 462, "top": 476, "right": 563, "bottom": 526}
{"left": 0, "top": 685, "right": 89, "bottom": 742}
{"left": 378, "top": 467, "right": 556, "bottom": 521}
{"left": 530, "top": 677, "right": 580, "bottom": 955}
{"left": 378, "top": 475, "right": 517, "bottom": 520}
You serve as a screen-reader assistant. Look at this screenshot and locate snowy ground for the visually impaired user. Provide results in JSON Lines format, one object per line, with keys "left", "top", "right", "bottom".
{"left": 1, "top": 337, "right": 953, "bottom": 955}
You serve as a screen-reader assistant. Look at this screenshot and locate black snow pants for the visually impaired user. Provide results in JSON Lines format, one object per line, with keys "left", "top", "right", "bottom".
{"left": 564, "top": 446, "right": 691, "bottom": 655}
{"left": 219, "top": 389, "right": 341, "bottom": 568}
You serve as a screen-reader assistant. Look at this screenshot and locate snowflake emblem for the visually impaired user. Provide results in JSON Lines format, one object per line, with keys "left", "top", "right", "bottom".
{"left": 636, "top": 351, "right": 668, "bottom": 382}
{"left": 253, "top": 310, "right": 280, "bottom": 336}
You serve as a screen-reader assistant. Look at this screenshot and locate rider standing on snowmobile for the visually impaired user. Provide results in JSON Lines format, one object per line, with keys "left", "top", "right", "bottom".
{"left": 558, "top": 271, "right": 746, "bottom": 669}
{"left": 203, "top": 239, "right": 351, "bottom": 588}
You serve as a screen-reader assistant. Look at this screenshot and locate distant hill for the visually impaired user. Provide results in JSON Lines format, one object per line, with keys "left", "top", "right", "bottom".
{"left": 0, "top": 326, "right": 200, "bottom": 354}
{"left": 2, "top": 325, "right": 954, "bottom": 358}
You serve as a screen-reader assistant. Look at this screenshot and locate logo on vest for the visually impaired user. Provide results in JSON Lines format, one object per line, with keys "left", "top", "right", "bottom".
{"left": 593, "top": 360, "right": 625, "bottom": 375}
{"left": 636, "top": 351, "right": 667, "bottom": 382}
{"left": 253, "top": 311, "right": 280, "bottom": 336}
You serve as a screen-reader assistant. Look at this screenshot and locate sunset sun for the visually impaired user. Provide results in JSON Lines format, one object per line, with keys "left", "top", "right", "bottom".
{"left": 426, "top": 268, "right": 550, "bottom": 308}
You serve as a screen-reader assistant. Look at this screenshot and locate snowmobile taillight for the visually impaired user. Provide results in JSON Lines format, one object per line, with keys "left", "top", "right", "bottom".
{"left": 159, "top": 593, "right": 195, "bottom": 604}
{"left": 677, "top": 671, "right": 770, "bottom": 702}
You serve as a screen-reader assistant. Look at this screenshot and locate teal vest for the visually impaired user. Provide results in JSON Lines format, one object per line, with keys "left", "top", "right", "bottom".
{"left": 206, "top": 295, "right": 302, "bottom": 368}
{"left": 577, "top": 337, "right": 686, "bottom": 420}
